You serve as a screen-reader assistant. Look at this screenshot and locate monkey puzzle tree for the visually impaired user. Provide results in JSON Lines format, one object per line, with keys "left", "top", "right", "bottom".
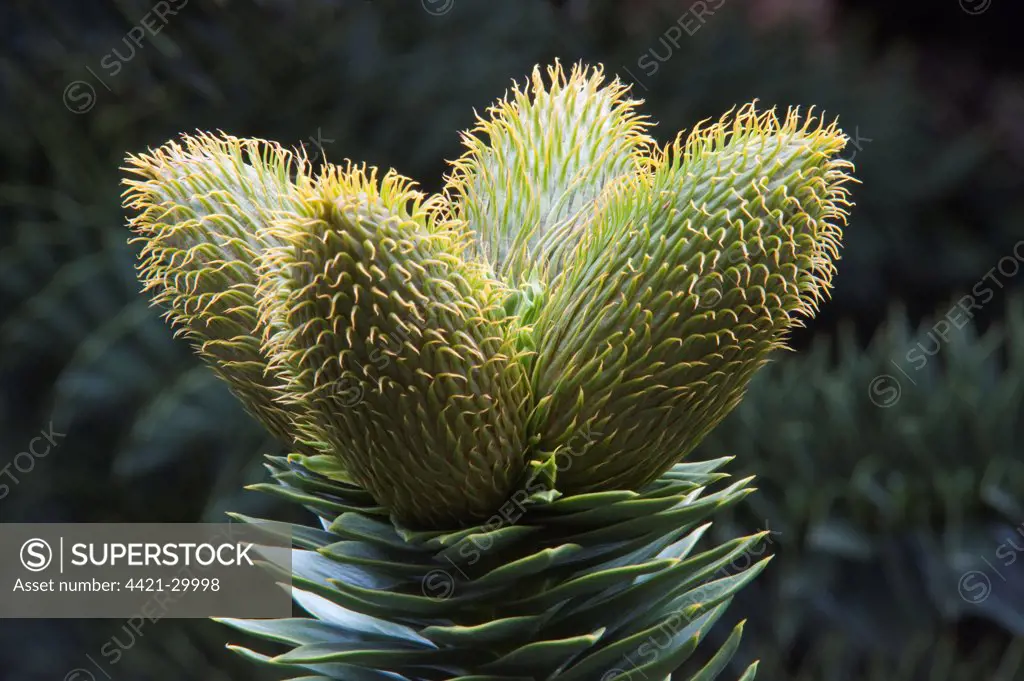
{"left": 123, "top": 61, "right": 854, "bottom": 680}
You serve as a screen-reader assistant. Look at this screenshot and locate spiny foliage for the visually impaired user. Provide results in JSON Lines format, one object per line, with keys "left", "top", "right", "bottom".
{"left": 529, "top": 105, "right": 852, "bottom": 493}
{"left": 126, "top": 142, "right": 533, "bottom": 527}
{"left": 257, "top": 165, "right": 532, "bottom": 527}
{"left": 123, "top": 59, "right": 853, "bottom": 681}
{"left": 23, "top": 3, "right": 1021, "bottom": 677}
{"left": 443, "top": 62, "right": 655, "bottom": 284}
{"left": 123, "top": 134, "right": 320, "bottom": 455}
{"left": 124, "top": 61, "right": 853, "bottom": 530}
{"left": 221, "top": 454, "right": 767, "bottom": 681}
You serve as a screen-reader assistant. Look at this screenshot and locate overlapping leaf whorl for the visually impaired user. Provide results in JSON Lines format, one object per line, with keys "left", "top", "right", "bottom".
{"left": 220, "top": 454, "right": 766, "bottom": 681}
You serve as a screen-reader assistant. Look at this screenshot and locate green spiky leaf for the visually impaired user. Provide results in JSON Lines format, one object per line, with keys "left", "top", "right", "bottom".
{"left": 123, "top": 133, "right": 317, "bottom": 453}
{"left": 444, "top": 61, "right": 654, "bottom": 285}
{"left": 257, "top": 164, "right": 532, "bottom": 527}
{"left": 528, "top": 104, "right": 853, "bottom": 494}
{"left": 122, "top": 58, "right": 858, "bottom": 681}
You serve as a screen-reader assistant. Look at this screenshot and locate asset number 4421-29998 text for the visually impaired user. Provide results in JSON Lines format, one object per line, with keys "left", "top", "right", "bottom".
{"left": 125, "top": 577, "right": 220, "bottom": 591}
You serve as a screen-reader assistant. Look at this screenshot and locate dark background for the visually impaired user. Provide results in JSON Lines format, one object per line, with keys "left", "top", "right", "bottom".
{"left": 2, "top": 0, "right": 1022, "bottom": 679}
